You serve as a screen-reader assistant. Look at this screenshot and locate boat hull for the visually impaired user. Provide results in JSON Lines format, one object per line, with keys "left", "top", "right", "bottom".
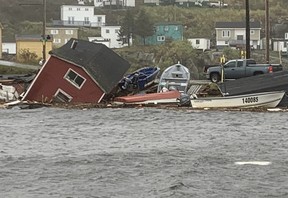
{"left": 113, "top": 90, "right": 181, "bottom": 105}
{"left": 191, "top": 91, "right": 285, "bottom": 108}
{"left": 157, "top": 63, "right": 190, "bottom": 93}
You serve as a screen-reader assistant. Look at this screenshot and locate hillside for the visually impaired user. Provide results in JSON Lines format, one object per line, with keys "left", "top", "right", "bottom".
{"left": 1, "top": 0, "right": 288, "bottom": 42}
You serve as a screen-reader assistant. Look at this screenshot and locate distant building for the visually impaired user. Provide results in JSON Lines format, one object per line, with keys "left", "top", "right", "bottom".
{"left": 15, "top": 35, "right": 53, "bottom": 62}
{"left": 271, "top": 32, "right": 288, "bottom": 53}
{"left": 188, "top": 38, "right": 210, "bottom": 51}
{"left": 2, "top": 43, "right": 16, "bottom": 54}
{"left": 215, "top": 21, "right": 261, "bottom": 49}
{"left": 88, "top": 26, "right": 132, "bottom": 48}
{"left": 53, "top": 5, "right": 105, "bottom": 27}
{"left": 0, "top": 22, "right": 3, "bottom": 59}
{"left": 145, "top": 22, "right": 183, "bottom": 45}
{"left": 46, "top": 26, "right": 79, "bottom": 48}
{"left": 94, "top": 0, "right": 136, "bottom": 8}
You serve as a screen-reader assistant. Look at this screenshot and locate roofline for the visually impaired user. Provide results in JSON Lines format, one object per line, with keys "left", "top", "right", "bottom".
{"left": 46, "top": 26, "right": 79, "bottom": 29}
{"left": 61, "top": 4, "right": 94, "bottom": 7}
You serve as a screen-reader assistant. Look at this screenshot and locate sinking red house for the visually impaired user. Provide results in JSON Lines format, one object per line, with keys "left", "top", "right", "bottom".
{"left": 22, "top": 39, "right": 130, "bottom": 103}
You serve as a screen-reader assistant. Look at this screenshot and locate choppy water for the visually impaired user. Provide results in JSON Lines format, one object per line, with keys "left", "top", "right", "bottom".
{"left": 1, "top": 107, "right": 288, "bottom": 198}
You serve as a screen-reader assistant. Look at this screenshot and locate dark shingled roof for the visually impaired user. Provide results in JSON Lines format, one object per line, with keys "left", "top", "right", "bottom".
{"left": 215, "top": 21, "right": 261, "bottom": 29}
{"left": 50, "top": 38, "right": 130, "bottom": 94}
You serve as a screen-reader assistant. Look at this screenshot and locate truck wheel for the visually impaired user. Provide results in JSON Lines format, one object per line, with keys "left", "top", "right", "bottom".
{"left": 210, "top": 73, "right": 220, "bottom": 83}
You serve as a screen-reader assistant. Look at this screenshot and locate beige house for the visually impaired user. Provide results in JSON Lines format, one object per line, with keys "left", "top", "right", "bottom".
{"left": 0, "top": 22, "right": 3, "bottom": 59}
{"left": 46, "top": 26, "right": 79, "bottom": 48}
{"left": 16, "top": 35, "right": 53, "bottom": 62}
{"left": 215, "top": 21, "right": 261, "bottom": 50}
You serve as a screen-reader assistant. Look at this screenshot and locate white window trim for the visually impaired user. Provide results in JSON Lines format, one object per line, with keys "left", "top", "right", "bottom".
{"left": 53, "top": 38, "right": 61, "bottom": 43}
{"left": 50, "top": 30, "right": 59, "bottom": 35}
{"left": 54, "top": 89, "right": 73, "bottom": 103}
{"left": 65, "top": 30, "right": 74, "bottom": 35}
{"left": 157, "top": 36, "right": 165, "bottom": 42}
{"left": 222, "top": 30, "right": 230, "bottom": 38}
{"left": 64, "top": 68, "right": 86, "bottom": 89}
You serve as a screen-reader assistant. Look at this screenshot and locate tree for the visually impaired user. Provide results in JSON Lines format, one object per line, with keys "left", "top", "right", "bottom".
{"left": 134, "top": 9, "right": 154, "bottom": 45}
{"left": 118, "top": 10, "right": 135, "bottom": 47}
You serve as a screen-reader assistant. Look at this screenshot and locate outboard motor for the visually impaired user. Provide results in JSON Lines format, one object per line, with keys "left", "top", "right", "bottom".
{"left": 178, "top": 93, "right": 191, "bottom": 107}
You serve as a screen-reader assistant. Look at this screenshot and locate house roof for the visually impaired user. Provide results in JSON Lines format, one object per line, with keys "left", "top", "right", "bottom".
{"left": 46, "top": 26, "right": 79, "bottom": 30}
{"left": 155, "top": 22, "right": 182, "bottom": 26}
{"left": 215, "top": 21, "right": 261, "bottom": 29}
{"left": 50, "top": 38, "right": 130, "bottom": 94}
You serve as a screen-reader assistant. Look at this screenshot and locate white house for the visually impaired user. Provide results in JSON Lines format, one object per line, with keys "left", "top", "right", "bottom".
{"left": 215, "top": 21, "right": 261, "bottom": 49}
{"left": 88, "top": 26, "right": 132, "bottom": 48}
{"left": 2, "top": 43, "right": 16, "bottom": 54}
{"left": 272, "top": 32, "right": 288, "bottom": 52}
{"left": 188, "top": 38, "right": 210, "bottom": 51}
{"left": 60, "top": 5, "right": 105, "bottom": 27}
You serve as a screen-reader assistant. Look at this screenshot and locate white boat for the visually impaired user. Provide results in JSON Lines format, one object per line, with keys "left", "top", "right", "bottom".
{"left": 190, "top": 91, "right": 285, "bottom": 108}
{"left": 157, "top": 63, "right": 190, "bottom": 93}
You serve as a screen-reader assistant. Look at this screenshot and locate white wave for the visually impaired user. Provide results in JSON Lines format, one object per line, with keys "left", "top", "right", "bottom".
{"left": 234, "top": 161, "right": 271, "bottom": 166}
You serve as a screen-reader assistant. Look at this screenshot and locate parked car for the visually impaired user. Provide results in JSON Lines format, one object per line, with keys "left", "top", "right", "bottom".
{"left": 206, "top": 59, "right": 283, "bottom": 83}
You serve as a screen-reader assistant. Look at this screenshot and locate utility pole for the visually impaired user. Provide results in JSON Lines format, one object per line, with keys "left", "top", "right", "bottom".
{"left": 265, "top": 0, "right": 270, "bottom": 63}
{"left": 42, "top": 0, "right": 47, "bottom": 64}
{"left": 245, "top": 0, "right": 250, "bottom": 59}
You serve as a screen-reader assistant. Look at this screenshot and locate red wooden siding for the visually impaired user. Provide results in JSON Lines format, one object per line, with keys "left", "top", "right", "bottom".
{"left": 24, "top": 56, "right": 105, "bottom": 103}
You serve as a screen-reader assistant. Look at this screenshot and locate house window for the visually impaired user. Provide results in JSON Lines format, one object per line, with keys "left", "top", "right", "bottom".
{"left": 54, "top": 89, "right": 72, "bottom": 103}
{"left": 225, "top": 41, "right": 229, "bottom": 45}
{"left": 85, "top": 8, "right": 89, "bottom": 11}
{"left": 65, "top": 30, "right": 74, "bottom": 35}
{"left": 175, "top": 26, "right": 179, "bottom": 31}
{"left": 284, "top": 42, "right": 287, "bottom": 48}
{"left": 68, "top": 7, "right": 72, "bottom": 11}
{"left": 164, "top": 26, "right": 169, "bottom": 32}
{"left": 84, "top": 17, "right": 89, "bottom": 24}
{"left": 222, "top": 30, "right": 230, "bottom": 37}
{"left": 68, "top": 17, "right": 74, "bottom": 24}
{"left": 285, "top": 33, "right": 288, "bottom": 40}
{"left": 65, "top": 69, "right": 86, "bottom": 89}
{"left": 250, "top": 30, "right": 255, "bottom": 34}
{"left": 97, "top": 17, "right": 102, "bottom": 22}
{"left": 196, "top": 39, "right": 200, "bottom": 44}
{"left": 115, "top": 29, "right": 119, "bottom": 34}
{"left": 65, "top": 39, "right": 68, "bottom": 44}
{"left": 53, "top": 38, "right": 61, "bottom": 43}
{"left": 157, "top": 36, "right": 165, "bottom": 41}
{"left": 106, "top": 29, "right": 110, "bottom": 33}
{"left": 77, "top": 8, "right": 81, "bottom": 11}
{"left": 50, "top": 30, "right": 59, "bottom": 35}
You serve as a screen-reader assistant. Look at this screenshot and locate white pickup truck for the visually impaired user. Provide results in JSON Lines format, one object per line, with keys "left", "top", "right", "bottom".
{"left": 208, "top": 1, "right": 228, "bottom": 8}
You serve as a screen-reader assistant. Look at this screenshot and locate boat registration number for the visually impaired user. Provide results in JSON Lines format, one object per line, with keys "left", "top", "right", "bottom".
{"left": 242, "top": 97, "right": 258, "bottom": 104}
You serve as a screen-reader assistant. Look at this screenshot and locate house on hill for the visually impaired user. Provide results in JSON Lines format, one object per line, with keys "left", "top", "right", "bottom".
{"left": 46, "top": 26, "right": 79, "bottom": 48}
{"left": 22, "top": 39, "right": 130, "bottom": 104}
{"left": 15, "top": 35, "right": 53, "bottom": 62}
{"left": 54, "top": 5, "right": 105, "bottom": 27}
{"left": 145, "top": 22, "right": 183, "bottom": 45}
{"left": 88, "top": 26, "right": 132, "bottom": 48}
{"left": 215, "top": 21, "right": 261, "bottom": 49}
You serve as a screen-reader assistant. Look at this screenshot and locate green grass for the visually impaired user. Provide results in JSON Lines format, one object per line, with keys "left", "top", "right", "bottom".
{"left": 0, "top": 65, "right": 36, "bottom": 75}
